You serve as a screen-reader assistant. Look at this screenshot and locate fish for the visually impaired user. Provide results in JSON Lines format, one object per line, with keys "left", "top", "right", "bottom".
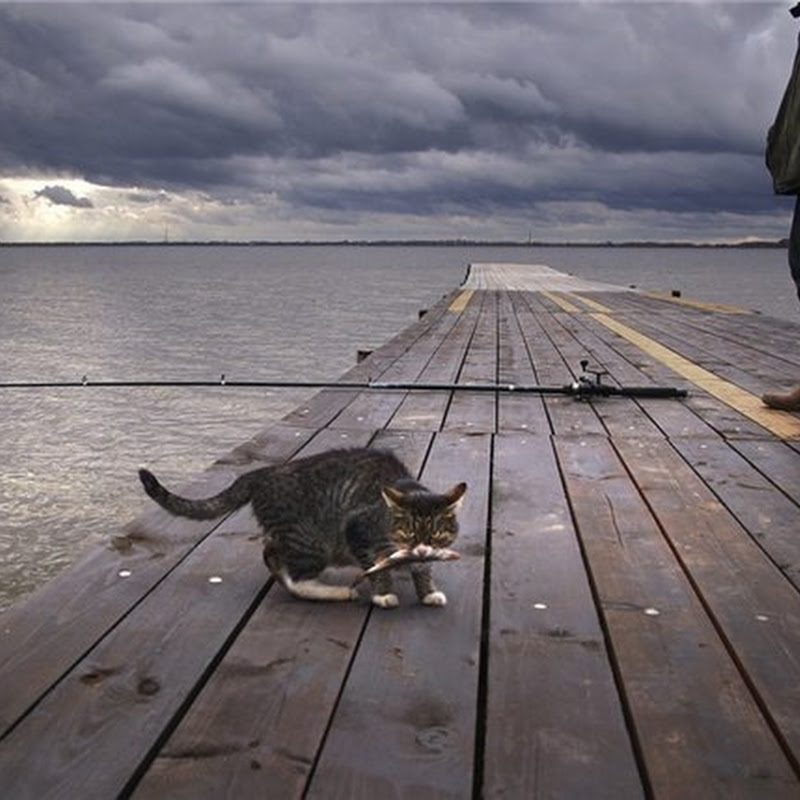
{"left": 351, "top": 543, "right": 460, "bottom": 585}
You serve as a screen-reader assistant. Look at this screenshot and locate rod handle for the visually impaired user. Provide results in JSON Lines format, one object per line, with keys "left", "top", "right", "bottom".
{"left": 615, "top": 386, "right": 688, "bottom": 398}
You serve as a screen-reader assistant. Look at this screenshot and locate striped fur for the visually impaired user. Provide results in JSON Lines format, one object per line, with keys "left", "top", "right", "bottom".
{"left": 139, "top": 447, "right": 466, "bottom": 607}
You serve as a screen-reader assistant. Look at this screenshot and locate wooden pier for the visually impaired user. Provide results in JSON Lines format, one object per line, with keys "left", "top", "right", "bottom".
{"left": 2, "top": 262, "right": 800, "bottom": 799}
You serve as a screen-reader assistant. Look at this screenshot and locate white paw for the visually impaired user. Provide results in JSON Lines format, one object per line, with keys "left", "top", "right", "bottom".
{"left": 372, "top": 592, "right": 400, "bottom": 609}
{"left": 422, "top": 590, "right": 447, "bottom": 607}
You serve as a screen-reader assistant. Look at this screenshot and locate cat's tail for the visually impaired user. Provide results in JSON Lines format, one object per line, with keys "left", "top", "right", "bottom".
{"left": 138, "top": 468, "right": 251, "bottom": 520}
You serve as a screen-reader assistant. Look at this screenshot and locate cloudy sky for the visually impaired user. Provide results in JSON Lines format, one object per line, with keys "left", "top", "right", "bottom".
{"left": 0, "top": 2, "right": 798, "bottom": 243}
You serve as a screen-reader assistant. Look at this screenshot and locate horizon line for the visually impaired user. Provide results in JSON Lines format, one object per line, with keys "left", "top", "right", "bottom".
{"left": 0, "top": 238, "right": 788, "bottom": 249}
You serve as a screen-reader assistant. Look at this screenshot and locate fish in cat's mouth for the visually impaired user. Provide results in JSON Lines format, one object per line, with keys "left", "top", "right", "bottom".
{"left": 352, "top": 544, "right": 460, "bottom": 585}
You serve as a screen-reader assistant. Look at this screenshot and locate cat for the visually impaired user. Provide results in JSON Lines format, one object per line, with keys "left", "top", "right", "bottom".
{"left": 139, "top": 447, "right": 466, "bottom": 609}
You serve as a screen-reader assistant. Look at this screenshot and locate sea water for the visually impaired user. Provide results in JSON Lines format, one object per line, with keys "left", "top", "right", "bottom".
{"left": 0, "top": 243, "right": 796, "bottom": 611}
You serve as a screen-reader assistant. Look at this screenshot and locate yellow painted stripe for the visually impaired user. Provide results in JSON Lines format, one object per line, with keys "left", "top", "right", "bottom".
{"left": 571, "top": 294, "right": 613, "bottom": 313}
{"left": 643, "top": 292, "right": 752, "bottom": 315}
{"left": 541, "top": 291, "right": 581, "bottom": 313}
{"left": 448, "top": 289, "right": 474, "bottom": 313}
{"left": 591, "top": 313, "right": 800, "bottom": 440}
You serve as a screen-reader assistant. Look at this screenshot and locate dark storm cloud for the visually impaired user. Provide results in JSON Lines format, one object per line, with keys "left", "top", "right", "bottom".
{"left": 33, "top": 185, "right": 93, "bottom": 209}
{"left": 0, "top": 2, "right": 795, "bottom": 234}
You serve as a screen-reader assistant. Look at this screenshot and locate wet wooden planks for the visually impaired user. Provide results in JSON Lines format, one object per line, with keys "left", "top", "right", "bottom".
{"left": 485, "top": 432, "right": 643, "bottom": 799}
{"left": 1, "top": 262, "right": 800, "bottom": 798}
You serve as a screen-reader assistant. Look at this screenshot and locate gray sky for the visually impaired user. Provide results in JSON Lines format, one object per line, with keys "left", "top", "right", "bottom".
{"left": 1, "top": 2, "right": 798, "bottom": 242}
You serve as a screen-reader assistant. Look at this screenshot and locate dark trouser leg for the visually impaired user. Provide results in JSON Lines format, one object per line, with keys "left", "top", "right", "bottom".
{"left": 762, "top": 201, "right": 800, "bottom": 408}
{"left": 791, "top": 195, "right": 800, "bottom": 304}
{"left": 761, "top": 198, "right": 800, "bottom": 407}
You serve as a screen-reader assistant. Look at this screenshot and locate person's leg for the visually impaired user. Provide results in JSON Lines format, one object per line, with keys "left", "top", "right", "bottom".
{"left": 762, "top": 196, "right": 800, "bottom": 410}
{"left": 790, "top": 195, "right": 800, "bottom": 303}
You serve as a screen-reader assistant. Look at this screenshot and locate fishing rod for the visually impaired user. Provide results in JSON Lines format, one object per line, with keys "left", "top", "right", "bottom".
{"left": 0, "top": 362, "right": 688, "bottom": 400}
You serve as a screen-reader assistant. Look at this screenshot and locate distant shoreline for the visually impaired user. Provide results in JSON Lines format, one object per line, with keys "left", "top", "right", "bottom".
{"left": 0, "top": 239, "right": 789, "bottom": 249}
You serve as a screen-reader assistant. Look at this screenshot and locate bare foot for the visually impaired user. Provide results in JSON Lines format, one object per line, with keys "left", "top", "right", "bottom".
{"left": 762, "top": 382, "right": 800, "bottom": 411}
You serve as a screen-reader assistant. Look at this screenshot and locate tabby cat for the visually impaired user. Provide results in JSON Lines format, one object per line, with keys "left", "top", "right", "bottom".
{"left": 139, "top": 447, "right": 466, "bottom": 608}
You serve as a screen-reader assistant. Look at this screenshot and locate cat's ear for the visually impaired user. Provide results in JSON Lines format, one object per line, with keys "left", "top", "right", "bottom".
{"left": 381, "top": 485, "right": 406, "bottom": 510}
{"left": 444, "top": 482, "right": 467, "bottom": 511}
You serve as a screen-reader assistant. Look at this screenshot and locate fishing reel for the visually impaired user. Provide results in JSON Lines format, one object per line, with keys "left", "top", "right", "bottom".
{"left": 572, "top": 359, "right": 611, "bottom": 399}
{"left": 568, "top": 359, "right": 687, "bottom": 400}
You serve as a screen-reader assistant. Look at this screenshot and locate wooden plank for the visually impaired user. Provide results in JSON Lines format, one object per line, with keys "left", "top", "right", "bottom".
{"left": 599, "top": 302, "right": 800, "bottom": 441}
{"left": 130, "top": 430, "right": 434, "bottom": 800}
{"left": 557, "top": 300, "right": 694, "bottom": 430}
{"left": 0, "top": 422, "right": 316, "bottom": 739}
{"left": 577, "top": 310, "right": 778, "bottom": 440}
{"left": 133, "top": 593, "right": 361, "bottom": 800}
{"left": 443, "top": 291, "right": 498, "bottom": 433}
{"left": 614, "top": 436, "right": 800, "bottom": 769}
{"left": 627, "top": 395, "right": 721, "bottom": 441}
{"left": 305, "top": 431, "right": 491, "bottom": 798}
{"left": 696, "top": 315, "right": 800, "bottom": 380}
{"left": 682, "top": 392, "right": 773, "bottom": 441}
{"left": 0, "top": 505, "right": 270, "bottom": 799}
{"left": 511, "top": 292, "right": 574, "bottom": 385}
{"left": 671, "top": 436, "right": 800, "bottom": 592}
{"left": 512, "top": 292, "right": 607, "bottom": 437}
{"left": 574, "top": 302, "right": 703, "bottom": 394}
{"left": 389, "top": 290, "right": 482, "bottom": 431}
{"left": 556, "top": 434, "right": 798, "bottom": 797}
{"left": 612, "top": 296, "right": 800, "bottom": 394}
{"left": 731, "top": 438, "right": 800, "bottom": 507}
{"left": 483, "top": 432, "right": 642, "bottom": 799}
{"left": 329, "top": 387, "right": 411, "bottom": 431}
{"left": 553, "top": 308, "right": 679, "bottom": 441}
{"left": 495, "top": 291, "right": 550, "bottom": 433}
{"left": 638, "top": 317, "right": 792, "bottom": 407}
{"left": 0, "top": 427, "right": 383, "bottom": 798}
{"left": 284, "top": 388, "right": 364, "bottom": 431}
